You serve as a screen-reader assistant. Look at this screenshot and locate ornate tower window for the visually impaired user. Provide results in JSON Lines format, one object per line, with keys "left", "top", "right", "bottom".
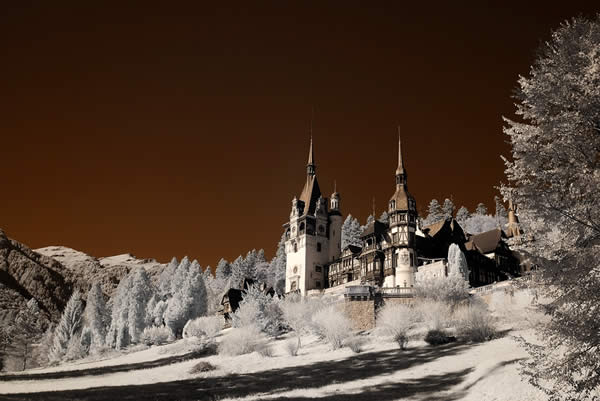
{"left": 317, "top": 242, "right": 322, "bottom": 252}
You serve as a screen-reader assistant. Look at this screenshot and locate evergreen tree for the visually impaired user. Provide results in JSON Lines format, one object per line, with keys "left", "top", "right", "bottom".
{"left": 164, "top": 262, "right": 207, "bottom": 337}
{"left": 270, "top": 232, "right": 287, "bottom": 294}
{"left": 494, "top": 195, "right": 507, "bottom": 220}
{"left": 379, "top": 211, "right": 390, "bottom": 224}
{"left": 170, "top": 257, "right": 191, "bottom": 296}
{"left": 158, "top": 257, "right": 178, "bottom": 297}
{"left": 475, "top": 202, "right": 488, "bottom": 216}
{"left": 502, "top": 15, "right": 600, "bottom": 398}
{"left": 105, "top": 274, "right": 133, "bottom": 349}
{"left": 215, "top": 258, "right": 232, "bottom": 281}
{"left": 423, "top": 199, "right": 444, "bottom": 226}
{"left": 230, "top": 255, "right": 246, "bottom": 289}
{"left": 50, "top": 290, "right": 83, "bottom": 363}
{"left": 127, "top": 267, "right": 154, "bottom": 344}
{"left": 456, "top": 206, "right": 470, "bottom": 226}
{"left": 447, "top": 243, "right": 469, "bottom": 281}
{"left": 10, "top": 298, "right": 44, "bottom": 370}
{"left": 442, "top": 198, "right": 455, "bottom": 219}
{"left": 341, "top": 214, "right": 362, "bottom": 248}
{"left": 85, "top": 282, "right": 109, "bottom": 351}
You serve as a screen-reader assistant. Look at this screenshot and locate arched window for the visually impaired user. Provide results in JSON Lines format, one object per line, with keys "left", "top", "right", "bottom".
{"left": 290, "top": 281, "right": 297, "bottom": 291}
{"left": 389, "top": 200, "right": 396, "bottom": 211}
{"left": 318, "top": 225, "right": 324, "bottom": 233}
{"left": 299, "top": 222, "right": 305, "bottom": 233}
{"left": 293, "top": 242, "right": 298, "bottom": 252}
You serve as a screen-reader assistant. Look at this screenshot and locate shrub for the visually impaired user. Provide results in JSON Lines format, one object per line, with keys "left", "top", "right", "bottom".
{"left": 414, "top": 300, "right": 451, "bottom": 331}
{"left": 312, "top": 305, "right": 351, "bottom": 350}
{"left": 218, "top": 325, "right": 268, "bottom": 356}
{"left": 141, "top": 326, "right": 173, "bottom": 346}
{"left": 455, "top": 301, "right": 496, "bottom": 342}
{"left": 284, "top": 338, "right": 299, "bottom": 356}
{"left": 377, "top": 303, "right": 420, "bottom": 350}
{"left": 414, "top": 275, "right": 470, "bottom": 305}
{"left": 256, "top": 342, "right": 274, "bottom": 357}
{"left": 232, "top": 284, "right": 282, "bottom": 336}
{"left": 344, "top": 335, "right": 365, "bottom": 353}
{"left": 183, "top": 316, "right": 222, "bottom": 339}
{"left": 158, "top": 336, "right": 216, "bottom": 356}
{"left": 189, "top": 361, "right": 216, "bottom": 374}
{"left": 424, "top": 329, "right": 454, "bottom": 345}
{"left": 280, "top": 294, "right": 330, "bottom": 352}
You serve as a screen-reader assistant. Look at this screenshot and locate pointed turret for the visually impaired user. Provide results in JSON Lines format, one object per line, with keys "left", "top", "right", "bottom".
{"left": 395, "top": 127, "right": 406, "bottom": 185}
{"left": 299, "top": 136, "right": 322, "bottom": 216}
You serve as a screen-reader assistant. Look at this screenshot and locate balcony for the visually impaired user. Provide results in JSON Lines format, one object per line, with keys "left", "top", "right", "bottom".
{"left": 378, "top": 287, "right": 415, "bottom": 298}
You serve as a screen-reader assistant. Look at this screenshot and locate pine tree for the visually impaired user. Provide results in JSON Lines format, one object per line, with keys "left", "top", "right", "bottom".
{"left": 50, "top": 290, "right": 83, "bottom": 363}
{"left": 271, "top": 232, "right": 287, "bottom": 294}
{"left": 341, "top": 214, "right": 362, "bottom": 248}
{"left": 423, "top": 199, "right": 444, "bottom": 226}
{"left": 230, "top": 255, "right": 246, "bottom": 289}
{"left": 11, "top": 298, "right": 44, "bottom": 370}
{"left": 442, "top": 198, "right": 455, "bottom": 219}
{"left": 105, "top": 274, "right": 133, "bottom": 349}
{"left": 158, "top": 257, "right": 178, "bottom": 297}
{"left": 127, "top": 267, "right": 154, "bottom": 344}
{"left": 475, "top": 203, "right": 487, "bottom": 216}
{"left": 502, "top": 15, "right": 600, "bottom": 398}
{"left": 447, "top": 243, "right": 469, "bottom": 281}
{"left": 456, "top": 206, "right": 470, "bottom": 226}
{"left": 164, "top": 262, "right": 207, "bottom": 337}
{"left": 170, "top": 257, "right": 191, "bottom": 296}
{"left": 85, "top": 282, "right": 109, "bottom": 351}
{"left": 215, "top": 258, "right": 232, "bottom": 281}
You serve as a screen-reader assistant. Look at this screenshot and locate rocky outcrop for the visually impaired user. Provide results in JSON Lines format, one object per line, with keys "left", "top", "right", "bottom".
{"left": 0, "top": 229, "right": 73, "bottom": 323}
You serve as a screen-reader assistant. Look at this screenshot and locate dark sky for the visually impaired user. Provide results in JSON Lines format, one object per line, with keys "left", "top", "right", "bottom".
{"left": 1, "top": 2, "right": 597, "bottom": 268}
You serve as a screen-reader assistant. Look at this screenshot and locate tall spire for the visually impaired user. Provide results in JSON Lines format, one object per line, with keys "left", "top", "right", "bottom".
{"left": 395, "top": 126, "right": 407, "bottom": 186}
{"left": 307, "top": 134, "right": 316, "bottom": 176}
{"left": 396, "top": 126, "right": 405, "bottom": 176}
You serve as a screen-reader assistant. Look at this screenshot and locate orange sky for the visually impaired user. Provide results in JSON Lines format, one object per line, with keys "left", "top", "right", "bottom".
{"left": 1, "top": 2, "right": 597, "bottom": 268}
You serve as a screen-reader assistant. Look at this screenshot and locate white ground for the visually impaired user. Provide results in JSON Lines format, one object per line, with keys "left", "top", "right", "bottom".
{"left": 0, "top": 327, "right": 546, "bottom": 401}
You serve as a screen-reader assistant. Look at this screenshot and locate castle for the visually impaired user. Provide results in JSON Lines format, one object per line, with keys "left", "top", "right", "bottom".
{"left": 284, "top": 135, "right": 420, "bottom": 295}
{"left": 284, "top": 134, "right": 524, "bottom": 296}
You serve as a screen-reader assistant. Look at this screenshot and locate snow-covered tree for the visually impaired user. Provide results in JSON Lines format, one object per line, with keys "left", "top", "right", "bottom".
{"left": 456, "top": 206, "right": 470, "bottom": 226}
{"left": 362, "top": 214, "right": 375, "bottom": 233}
{"left": 494, "top": 196, "right": 507, "bottom": 220}
{"left": 85, "top": 282, "right": 109, "bottom": 351}
{"left": 50, "top": 290, "right": 83, "bottom": 363}
{"left": 447, "top": 243, "right": 469, "bottom": 281}
{"left": 170, "top": 257, "right": 191, "bottom": 296}
{"left": 341, "top": 214, "right": 362, "bottom": 248}
{"left": 127, "top": 267, "right": 154, "bottom": 344}
{"left": 379, "top": 211, "right": 390, "bottom": 224}
{"left": 231, "top": 284, "right": 282, "bottom": 336}
{"left": 475, "top": 203, "right": 487, "bottom": 216}
{"left": 270, "top": 232, "right": 287, "bottom": 294}
{"left": 158, "top": 257, "right": 178, "bottom": 297}
{"left": 463, "top": 214, "right": 498, "bottom": 234}
{"left": 442, "top": 198, "right": 455, "bottom": 220}
{"left": 423, "top": 199, "right": 444, "bottom": 226}
{"left": 105, "top": 275, "right": 133, "bottom": 349}
{"left": 501, "top": 15, "right": 600, "bottom": 399}
{"left": 10, "top": 298, "right": 44, "bottom": 370}
{"left": 215, "top": 258, "right": 232, "bottom": 281}
{"left": 164, "top": 261, "right": 207, "bottom": 337}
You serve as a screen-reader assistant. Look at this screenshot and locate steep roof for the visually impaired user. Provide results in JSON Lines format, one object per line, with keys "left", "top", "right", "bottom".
{"left": 467, "top": 228, "right": 504, "bottom": 254}
{"left": 299, "top": 175, "right": 322, "bottom": 216}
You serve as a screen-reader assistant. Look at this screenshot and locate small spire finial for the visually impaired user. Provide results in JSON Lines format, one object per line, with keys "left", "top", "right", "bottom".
{"left": 334, "top": 179, "right": 337, "bottom": 193}
{"left": 396, "top": 125, "right": 406, "bottom": 177}
{"left": 306, "top": 109, "right": 316, "bottom": 175}
{"left": 372, "top": 197, "right": 376, "bottom": 219}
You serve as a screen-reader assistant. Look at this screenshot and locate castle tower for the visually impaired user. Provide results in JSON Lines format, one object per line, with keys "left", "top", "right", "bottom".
{"left": 506, "top": 198, "right": 521, "bottom": 238}
{"left": 386, "top": 130, "right": 418, "bottom": 288}
{"left": 284, "top": 137, "right": 338, "bottom": 295}
{"left": 328, "top": 186, "right": 342, "bottom": 263}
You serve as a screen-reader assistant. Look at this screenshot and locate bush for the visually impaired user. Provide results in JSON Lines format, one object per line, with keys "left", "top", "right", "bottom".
{"left": 424, "top": 329, "right": 454, "bottom": 345}
{"left": 141, "top": 326, "right": 173, "bottom": 346}
{"left": 218, "top": 325, "right": 268, "bottom": 356}
{"left": 232, "top": 284, "right": 282, "bottom": 336}
{"left": 183, "top": 316, "right": 222, "bottom": 339}
{"left": 256, "top": 342, "right": 274, "bottom": 357}
{"left": 377, "top": 303, "right": 419, "bottom": 350}
{"left": 414, "top": 300, "right": 451, "bottom": 331}
{"left": 455, "top": 302, "right": 496, "bottom": 342}
{"left": 158, "top": 336, "right": 216, "bottom": 356}
{"left": 344, "top": 335, "right": 365, "bottom": 353}
{"left": 312, "top": 305, "right": 351, "bottom": 350}
{"left": 189, "top": 361, "right": 216, "bottom": 374}
{"left": 414, "top": 275, "right": 470, "bottom": 304}
{"left": 284, "top": 338, "right": 299, "bottom": 356}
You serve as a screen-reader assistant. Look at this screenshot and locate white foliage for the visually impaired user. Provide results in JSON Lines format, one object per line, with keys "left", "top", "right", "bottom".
{"left": 218, "top": 324, "right": 267, "bottom": 356}
{"left": 50, "top": 290, "right": 83, "bottom": 362}
{"left": 311, "top": 305, "right": 351, "bottom": 350}
{"left": 85, "top": 282, "right": 109, "bottom": 351}
{"left": 183, "top": 316, "right": 222, "bottom": 339}
{"left": 231, "top": 284, "right": 281, "bottom": 336}
{"left": 341, "top": 214, "right": 362, "bottom": 248}
{"left": 376, "top": 303, "right": 419, "bottom": 350}
{"left": 448, "top": 243, "right": 470, "bottom": 281}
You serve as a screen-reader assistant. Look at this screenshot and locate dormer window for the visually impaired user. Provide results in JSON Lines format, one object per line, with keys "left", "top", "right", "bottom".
{"left": 389, "top": 200, "right": 396, "bottom": 211}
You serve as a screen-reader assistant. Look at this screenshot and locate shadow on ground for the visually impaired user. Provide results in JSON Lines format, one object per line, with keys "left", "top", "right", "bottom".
{"left": 0, "top": 345, "right": 217, "bottom": 382}
{"left": 1, "top": 341, "right": 477, "bottom": 401}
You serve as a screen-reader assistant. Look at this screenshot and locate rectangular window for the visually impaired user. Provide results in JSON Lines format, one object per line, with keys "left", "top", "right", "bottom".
{"left": 316, "top": 281, "right": 321, "bottom": 288}
{"left": 315, "top": 265, "right": 322, "bottom": 272}
{"left": 317, "top": 242, "right": 322, "bottom": 252}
